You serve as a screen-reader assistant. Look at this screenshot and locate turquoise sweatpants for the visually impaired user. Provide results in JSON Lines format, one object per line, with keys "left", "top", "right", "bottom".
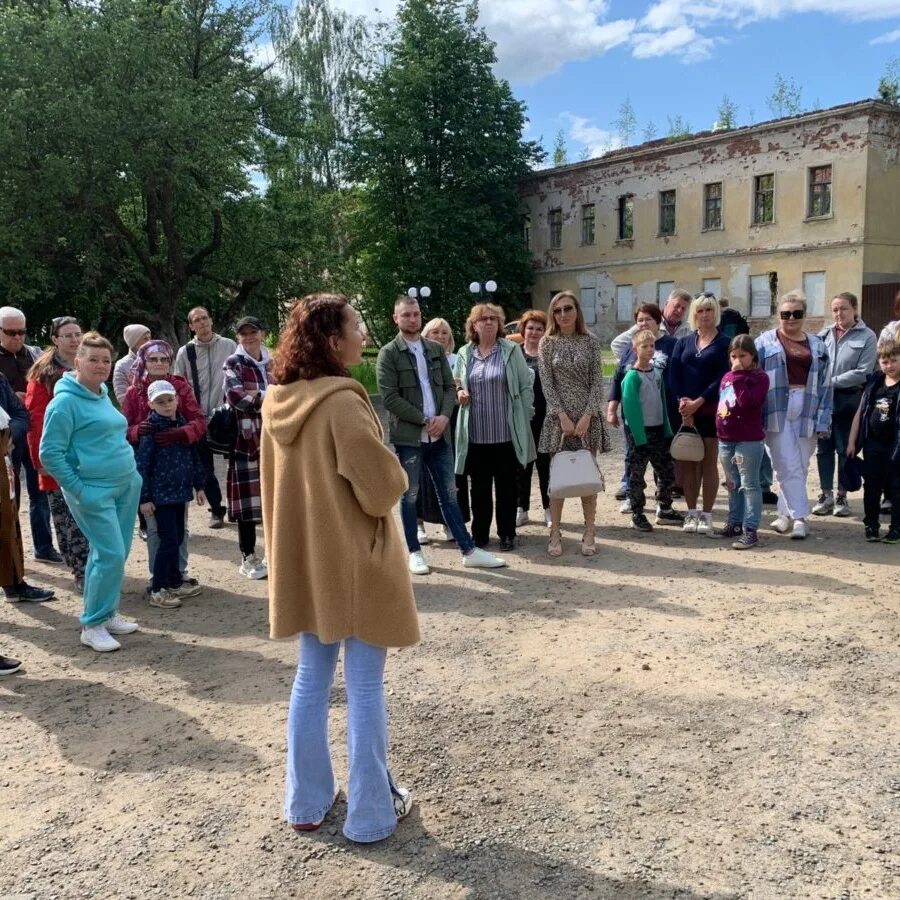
{"left": 64, "top": 473, "right": 142, "bottom": 627}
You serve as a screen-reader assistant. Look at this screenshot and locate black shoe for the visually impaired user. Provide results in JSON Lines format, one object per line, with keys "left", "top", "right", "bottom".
{"left": 3, "top": 582, "right": 56, "bottom": 603}
{"left": 654, "top": 506, "right": 685, "bottom": 525}
{"left": 182, "top": 576, "right": 200, "bottom": 587}
{"left": 865, "top": 526, "right": 881, "bottom": 542}
{"left": 0, "top": 655, "right": 22, "bottom": 676}
{"left": 498, "top": 537, "right": 515, "bottom": 551}
{"left": 883, "top": 528, "right": 900, "bottom": 545}
{"left": 671, "top": 485, "right": 684, "bottom": 499}
{"left": 631, "top": 513, "right": 653, "bottom": 532}
{"left": 614, "top": 485, "right": 628, "bottom": 501}
{"left": 762, "top": 490, "right": 778, "bottom": 505}
{"left": 35, "top": 548, "right": 64, "bottom": 564}
{"left": 209, "top": 514, "right": 225, "bottom": 529}
{"left": 74, "top": 575, "right": 84, "bottom": 595}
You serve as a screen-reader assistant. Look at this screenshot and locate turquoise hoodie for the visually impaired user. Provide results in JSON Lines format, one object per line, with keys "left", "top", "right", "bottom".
{"left": 39, "top": 371, "right": 137, "bottom": 498}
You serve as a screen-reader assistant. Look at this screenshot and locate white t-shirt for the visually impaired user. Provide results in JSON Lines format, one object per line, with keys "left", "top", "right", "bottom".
{"left": 404, "top": 339, "right": 437, "bottom": 442}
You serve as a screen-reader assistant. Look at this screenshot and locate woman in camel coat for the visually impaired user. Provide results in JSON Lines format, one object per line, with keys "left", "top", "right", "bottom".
{"left": 261, "top": 293, "right": 418, "bottom": 845}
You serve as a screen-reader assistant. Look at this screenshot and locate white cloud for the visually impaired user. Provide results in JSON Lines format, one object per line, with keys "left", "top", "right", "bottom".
{"left": 871, "top": 26, "right": 900, "bottom": 42}
{"left": 631, "top": 24, "right": 715, "bottom": 59}
{"left": 561, "top": 112, "right": 623, "bottom": 158}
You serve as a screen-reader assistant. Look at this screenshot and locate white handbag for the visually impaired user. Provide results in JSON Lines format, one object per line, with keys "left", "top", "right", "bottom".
{"left": 669, "top": 424, "right": 705, "bottom": 462}
{"left": 549, "top": 437, "right": 605, "bottom": 499}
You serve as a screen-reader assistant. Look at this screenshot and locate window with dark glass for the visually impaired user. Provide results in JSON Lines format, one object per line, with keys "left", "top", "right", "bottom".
{"left": 522, "top": 214, "right": 531, "bottom": 249}
{"left": 753, "top": 174, "right": 774, "bottom": 224}
{"left": 617, "top": 195, "right": 633, "bottom": 240}
{"left": 549, "top": 208, "right": 562, "bottom": 248}
{"left": 659, "top": 190, "right": 676, "bottom": 235}
{"left": 581, "top": 203, "right": 595, "bottom": 244}
{"left": 703, "top": 182, "right": 722, "bottom": 230}
{"left": 808, "top": 165, "right": 832, "bottom": 217}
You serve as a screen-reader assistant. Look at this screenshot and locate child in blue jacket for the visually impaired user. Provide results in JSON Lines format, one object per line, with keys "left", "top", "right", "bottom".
{"left": 136, "top": 381, "right": 206, "bottom": 608}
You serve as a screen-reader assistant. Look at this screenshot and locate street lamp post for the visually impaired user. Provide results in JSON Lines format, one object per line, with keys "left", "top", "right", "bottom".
{"left": 406, "top": 285, "right": 432, "bottom": 304}
{"left": 468, "top": 279, "right": 497, "bottom": 300}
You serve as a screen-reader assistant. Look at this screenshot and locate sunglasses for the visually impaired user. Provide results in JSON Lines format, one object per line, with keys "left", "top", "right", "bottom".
{"left": 779, "top": 310, "right": 805, "bottom": 320}
{"left": 145, "top": 355, "right": 170, "bottom": 363}
{"left": 1, "top": 328, "right": 26, "bottom": 337}
{"left": 554, "top": 305, "right": 576, "bottom": 314}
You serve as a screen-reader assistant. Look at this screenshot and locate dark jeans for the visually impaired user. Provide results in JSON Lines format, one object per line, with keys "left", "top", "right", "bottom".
{"left": 628, "top": 427, "right": 675, "bottom": 515}
{"left": 238, "top": 519, "right": 257, "bottom": 557}
{"left": 862, "top": 443, "right": 899, "bottom": 530}
{"left": 14, "top": 451, "right": 55, "bottom": 557}
{"left": 397, "top": 440, "right": 474, "bottom": 554}
{"left": 816, "top": 395, "right": 857, "bottom": 493}
{"left": 198, "top": 437, "right": 225, "bottom": 517}
{"left": 151, "top": 503, "right": 185, "bottom": 591}
{"left": 466, "top": 441, "right": 518, "bottom": 545}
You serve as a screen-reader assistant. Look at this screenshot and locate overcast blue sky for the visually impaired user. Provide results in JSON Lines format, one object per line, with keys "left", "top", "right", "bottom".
{"left": 330, "top": 0, "right": 900, "bottom": 161}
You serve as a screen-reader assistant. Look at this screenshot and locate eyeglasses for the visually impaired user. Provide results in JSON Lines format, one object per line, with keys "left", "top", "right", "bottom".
{"left": 145, "top": 355, "right": 170, "bottom": 363}
{"left": 779, "top": 310, "right": 805, "bottom": 320}
{"left": 553, "top": 305, "right": 576, "bottom": 314}
{"left": 477, "top": 316, "right": 499, "bottom": 323}
{"left": 1, "top": 328, "right": 26, "bottom": 337}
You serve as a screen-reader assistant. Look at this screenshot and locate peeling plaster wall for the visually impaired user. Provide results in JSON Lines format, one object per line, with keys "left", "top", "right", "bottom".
{"left": 520, "top": 102, "right": 900, "bottom": 342}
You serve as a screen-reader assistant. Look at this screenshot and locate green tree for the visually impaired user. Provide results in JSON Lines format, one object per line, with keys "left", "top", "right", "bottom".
{"left": 766, "top": 73, "right": 803, "bottom": 118}
{"left": 716, "top": 95, "right": 738, "bottom": 130}
{"left": 642, "top": 121, "right": 658, "bottom": 142}
{"left": 667, "top": 114, "right": 691, "bottom": 139}
{"left": 351, "top": 0, "right": 543, "bottom": 341}
{"left": 878, "top": 57, "right": 900, "bottom": 104}
{"left": 613, "top": 97, "right": 637, "bottom": 146}
{"left": 552, "top": 129, "right": 568, "bottom": 167}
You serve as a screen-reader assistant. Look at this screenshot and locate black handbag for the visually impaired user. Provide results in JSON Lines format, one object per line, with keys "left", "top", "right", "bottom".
{"left": 206, "top": 404, "right": 238, "bottom": 456}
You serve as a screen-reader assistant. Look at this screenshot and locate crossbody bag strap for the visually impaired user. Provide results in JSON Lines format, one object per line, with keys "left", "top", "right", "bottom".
{"left": 186, "top": 343, "right": 202, "bottom": 405}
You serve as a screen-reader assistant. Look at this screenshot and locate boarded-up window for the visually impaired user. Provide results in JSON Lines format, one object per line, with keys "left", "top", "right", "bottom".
{"left": 808, "top": 165, "right": 832, "bottom": 218}
{"left": 704, "top": 182, "right": 722, "bottom": 230}
{"left": 750, "top": 275, "right": 771, "bottom": 318}
{"left": 753, "top": 174, "right": 774, "bottom": 224}
{"left": 580, "top": 287, "right": 596, "bottom": 324}
{"left": 549, "top": 208, "right": 562, "bottom": 248}
{"left": 522, "top": 214, "right": 531, "bottom": 249}
{"left": 616, "top": 284, "right": 633, "bottom": 322}
{"left": 703, "top": 278, "right": 722, "bottom": 298}
{"left": 803, "top": 271, "right": 826, "bottom": 316}
{"left": 581, "top": 204, "right": 595, "bottom": 244}
{"left": 659, "top": 190, "right": 676, "bottom": 235}
{"left": 657, "top": 281, "right": 674, "bottom": 305}
{"left": 617, "top": 195, "right": 633, "bottom": 240}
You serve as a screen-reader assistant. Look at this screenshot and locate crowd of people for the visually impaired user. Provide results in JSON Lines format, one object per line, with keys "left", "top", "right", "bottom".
{"left": 1, "top": 285, "right": 898, "bottom": 838}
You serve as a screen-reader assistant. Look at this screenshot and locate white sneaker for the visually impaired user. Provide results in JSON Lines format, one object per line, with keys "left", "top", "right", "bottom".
{"left": 105, "top": 614, "right": 140, "bottom": 635}
{"left": 239, "top": 554, "right": 268, "bottom": 580}
{"left": 416, "top": 526, "right": 431, "bottom": 545}
{"left": 438, "top": 525, "right": 455, "bottom": 542}
{"left": 696, "top": 515, "right": 712, "bottom": 535}
{"left": 791, "top": 519, "right": 808, "bottom": 540}
{"left": 770, "top": 515, "right": 792, "bottom": 534}
{"left": 462, "top": 547, "right": 507, "bottom": 569}
{"left": 408, "top": 551, "right": 431, "bottom": 575}
{"left": 619, "top": 498, "right": 632, "bottom": 514}
{"left": 682, "top": 514, "right": 698, "bottom": 533}
{"left": 515, "top": 507, "right": 529, "bottom": 527}
{"left": 80, "top": 625, "right": 121, "bottom": 652}
{"left": 544, "top": 509, "right": 552, "bottom": 527}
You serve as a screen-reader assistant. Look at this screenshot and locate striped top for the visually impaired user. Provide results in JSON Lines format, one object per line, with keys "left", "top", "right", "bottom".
{"left": 467, "top": 343, "right": 511, "bottom": 444}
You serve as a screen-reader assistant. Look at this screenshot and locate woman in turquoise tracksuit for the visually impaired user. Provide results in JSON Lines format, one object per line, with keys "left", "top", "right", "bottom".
{"left": 39, "top": 332, "right": 142, "bottom": 653}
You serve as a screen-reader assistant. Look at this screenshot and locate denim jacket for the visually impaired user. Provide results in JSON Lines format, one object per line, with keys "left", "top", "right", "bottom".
{"left": 817, "top": 319, "right": 877, "bottom": 391}
{"left": 755, "top": 329, "right": 832, "bottom": 438}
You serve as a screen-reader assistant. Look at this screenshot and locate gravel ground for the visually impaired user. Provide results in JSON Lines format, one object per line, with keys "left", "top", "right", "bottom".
{"left": 2, "top": 434, "right": 899, "bottom": 900}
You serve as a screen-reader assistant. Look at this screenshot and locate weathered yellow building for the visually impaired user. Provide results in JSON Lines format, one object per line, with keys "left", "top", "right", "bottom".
{"left": 519, "top": 100, "right": 900, "bottom": 339}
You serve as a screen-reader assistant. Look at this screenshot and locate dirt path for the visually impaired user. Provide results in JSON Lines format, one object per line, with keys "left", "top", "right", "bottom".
{"left": 2, "top": 451, "right": 898, "bottom": 899}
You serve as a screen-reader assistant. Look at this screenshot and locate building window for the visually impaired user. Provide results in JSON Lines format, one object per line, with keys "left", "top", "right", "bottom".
{"left": 617, "top": 195, "right": 633, "bottom": 240}
{"left": 549, "top": 208, "right": 562, "bottom": 248}
{"left": 522, "top": 214, "right": 531, "bottom": 249}
{"left": 659, "top": 190, "right": 676, "bottom": 235}
{"left": 580, "top": 287, "right": 597, "bottom": 324}
{"left": 703, "top": 278, "right": 722, "bottom": 298}
{"left": 753, "top": 174, "right": 774, "bottom": 225}
{"left": 615, "top": 284, "right": 633, "bottom": 322}
{"left": 808, "top": 165, "right": 832, "bottom": 218}
{"left": 749, "top": 275, "right": 771, "bottom": 317}
{"left": 703, "top": 182, "right": 722, "bottom": 230}
{"left": 802, "top": 271, "right": 826, "bottom": 316}
{"left": 581, "top": 203, "right": 595, "bottom": 244}
{"left": 657, "top": 282, "right": 674, "bottom": 305}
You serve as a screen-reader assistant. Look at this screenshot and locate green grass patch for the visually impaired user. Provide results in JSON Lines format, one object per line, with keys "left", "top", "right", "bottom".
{"left": 350, "top": 360, "right": 378, "bottom": 394}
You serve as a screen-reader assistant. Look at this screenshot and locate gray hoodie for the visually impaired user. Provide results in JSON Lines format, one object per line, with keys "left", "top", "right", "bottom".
{"left": 173, "top": 333, "right": 237, "bottom": 417}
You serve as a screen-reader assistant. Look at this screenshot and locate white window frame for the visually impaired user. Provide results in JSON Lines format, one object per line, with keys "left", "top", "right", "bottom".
{"left": 656, "top": 281, "right": 674, "bottom": 305}
{"left": 749, "top": 275, "right": 770, "bottom": 318}
{"left": 616, "top": 284, "right": 634, "bottom": 322}
{"left": 802, "top": 271, "right": 827, "bottom": 316}
{"left": 702, "top": 278, "right": 722, "bottom": 299}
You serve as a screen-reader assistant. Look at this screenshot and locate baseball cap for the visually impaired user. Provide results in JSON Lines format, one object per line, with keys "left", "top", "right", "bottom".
{"left": 234, "top": 315, "right": 265, "bottom": 332}
{"left": 147, "top": 380, "right": 177, "bottom": 403}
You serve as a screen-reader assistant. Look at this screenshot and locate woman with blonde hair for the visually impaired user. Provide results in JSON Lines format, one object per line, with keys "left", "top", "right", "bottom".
{"left": 668, "top": 293, "right": 730, "bottom": 534}
{"left": 454, "top": 303, "right": 535, "bottom": 551}
{"left": 538, "top": 291, "right": 610, "bottom": 556}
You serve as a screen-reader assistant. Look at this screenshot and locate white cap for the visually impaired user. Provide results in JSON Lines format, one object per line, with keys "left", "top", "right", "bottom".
{"left": 147, "top": 380, "right": 177, "bottom": 403}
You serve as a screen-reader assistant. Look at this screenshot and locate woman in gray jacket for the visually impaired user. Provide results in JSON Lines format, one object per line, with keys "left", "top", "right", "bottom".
{"left": 813, "top": 291, "right": 877, "bottom": 517}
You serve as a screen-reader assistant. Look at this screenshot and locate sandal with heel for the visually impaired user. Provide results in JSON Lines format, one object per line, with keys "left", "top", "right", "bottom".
{"left": 547, "top": 528, "right": 563, "bottom": 557}
{"left": 581, "top": 525, "right": 597, "bottom": 556}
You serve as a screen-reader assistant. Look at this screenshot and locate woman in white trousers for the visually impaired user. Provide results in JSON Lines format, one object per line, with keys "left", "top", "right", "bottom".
{"left": 755, "top": 292, "right": 832, "bottom": 540}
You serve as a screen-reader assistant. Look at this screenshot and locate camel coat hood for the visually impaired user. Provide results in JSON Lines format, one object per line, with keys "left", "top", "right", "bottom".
{"left": 261, "top": 376, "right": 420, "bottom": 647}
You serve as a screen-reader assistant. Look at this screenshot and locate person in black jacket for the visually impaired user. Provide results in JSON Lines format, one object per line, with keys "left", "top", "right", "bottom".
{"left": 136, "top": 381, "right": 206, "bottom": 609}
{"left": 718, "top": 297, "right": 750, "bottom": 339}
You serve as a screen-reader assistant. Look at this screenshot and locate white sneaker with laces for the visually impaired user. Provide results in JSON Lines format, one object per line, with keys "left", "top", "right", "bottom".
{"left": 81, "top": 625, "right": 121, "bottom": 652}
{"left": 393, "top": 786, "right": 413, "bottom": 821}
{"left": 105, "top": 614, "right": 140, "bottom": 635}
{"left": 416, "top": 526, "right": 431, "bottom": 545}
{"left": 408, "top": 551, "right": 431, "bottom": 575}
{"left": 170, "top": 581, "right": 202, "bottom": 599}
{"left": 696, "top": 515, "right": 712, "bottom": 535}
{"left": 619, "top": 498, "right": 632, "bottom": 514}
{"left": 682, "top": 514, "right": 698, "bottom": 533}
{"left": 832, "top": 495, "right": 851, "bottom": 517}
{"left": 462, "top": 547, "right": 507, "bottom": 569}
{"left": 791, "top": 519, "right": 808, "bottom": 539}
{"left": 770, "top": 515, "right": 792, "bottom": 534}
{"left": 515, "top": 508, "right": 529, "bottom": 527}
{"left": 239, "top": 554, "right": 268, "bottom": 580}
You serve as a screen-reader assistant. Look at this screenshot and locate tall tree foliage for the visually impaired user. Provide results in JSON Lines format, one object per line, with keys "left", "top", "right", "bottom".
{"left": 351, "top": 0, "right": 542, "bottom": 341}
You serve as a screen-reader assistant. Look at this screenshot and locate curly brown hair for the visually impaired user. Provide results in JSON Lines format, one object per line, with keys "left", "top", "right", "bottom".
{"left": 517, "top": 309, "right": 548, "bottom": 335}
{"left": 272, "top": 294, "right": 352, "bottom": 385}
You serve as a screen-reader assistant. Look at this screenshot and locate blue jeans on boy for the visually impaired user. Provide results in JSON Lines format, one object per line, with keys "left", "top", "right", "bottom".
{"left": 150, "top": 503, "right": 186, "bottom": 591}
{"left": 396, "top": 440, "right": 474, "bottom": 554}
{"left": 719, "top": 440, "right": 764, "bottom": 531}
{"left": 146, "top": 504, "right": 189, "bottom": 580}
{"left": 285, "top": 633, "right": 403, "bottom": 843}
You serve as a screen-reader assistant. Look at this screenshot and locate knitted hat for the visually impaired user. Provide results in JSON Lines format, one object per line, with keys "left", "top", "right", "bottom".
{"left": 123, "top": 324, "right": 151, "bottom": 350}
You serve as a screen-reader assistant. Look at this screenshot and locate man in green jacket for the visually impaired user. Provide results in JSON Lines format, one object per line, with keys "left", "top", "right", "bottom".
{"left": 376, "top": 296, "right": 504, "bottom": 575}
